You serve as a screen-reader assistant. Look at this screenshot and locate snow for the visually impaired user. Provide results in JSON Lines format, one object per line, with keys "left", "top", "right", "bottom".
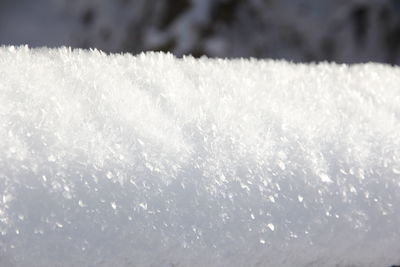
{"left": 1, "top": 46, "right": 400, "bottom": 266}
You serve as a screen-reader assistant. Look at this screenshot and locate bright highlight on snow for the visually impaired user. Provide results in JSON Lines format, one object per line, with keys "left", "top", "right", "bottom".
{"left": 1, "top": 46, "right": 400, "bottom": 267}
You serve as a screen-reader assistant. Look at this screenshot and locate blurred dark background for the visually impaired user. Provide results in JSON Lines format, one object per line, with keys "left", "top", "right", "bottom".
{"left": 1, "top": 0, "right": 400, "bottom": 64}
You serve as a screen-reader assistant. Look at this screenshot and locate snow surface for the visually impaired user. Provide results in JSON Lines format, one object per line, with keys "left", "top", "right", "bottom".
{"left": 1, "top": 46, "right": 400, "bottom": 267}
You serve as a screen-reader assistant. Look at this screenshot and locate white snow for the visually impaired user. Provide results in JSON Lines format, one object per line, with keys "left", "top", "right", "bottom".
{"left": 1, "top": 46, "right": 400, "bottom": 266}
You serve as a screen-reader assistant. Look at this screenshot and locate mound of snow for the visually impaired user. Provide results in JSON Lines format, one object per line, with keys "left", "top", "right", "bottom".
{"left": 0, "top": 46, "right": 400, "bottom": 266}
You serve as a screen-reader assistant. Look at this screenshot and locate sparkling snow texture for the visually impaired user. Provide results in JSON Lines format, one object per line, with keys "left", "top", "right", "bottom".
{"left": 1, "top": 46, "right": 400, "bottom": 267}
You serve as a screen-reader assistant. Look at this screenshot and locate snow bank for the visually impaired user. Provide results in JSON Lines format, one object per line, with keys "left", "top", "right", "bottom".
{"left": 1, "top": 46, "right": 400, "bottom": 267}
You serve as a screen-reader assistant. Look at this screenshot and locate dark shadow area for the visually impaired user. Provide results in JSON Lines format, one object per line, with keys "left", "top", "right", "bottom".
{"left": 1, "top": 0, "right": 400, "bottom": 64}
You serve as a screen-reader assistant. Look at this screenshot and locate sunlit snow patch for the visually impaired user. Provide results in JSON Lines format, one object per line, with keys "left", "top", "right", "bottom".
{"left": 1, "top": 46, "right": 400, "bottom": 267}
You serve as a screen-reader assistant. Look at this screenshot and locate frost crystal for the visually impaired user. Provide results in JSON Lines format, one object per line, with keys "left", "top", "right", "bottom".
{"left": 0, "top": 46, "right": 400, "bottom": 267}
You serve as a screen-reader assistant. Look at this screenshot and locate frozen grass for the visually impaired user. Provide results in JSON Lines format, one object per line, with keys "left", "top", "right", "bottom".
{"left": 0, "top": 46, "right": 400, "bottom": 266}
